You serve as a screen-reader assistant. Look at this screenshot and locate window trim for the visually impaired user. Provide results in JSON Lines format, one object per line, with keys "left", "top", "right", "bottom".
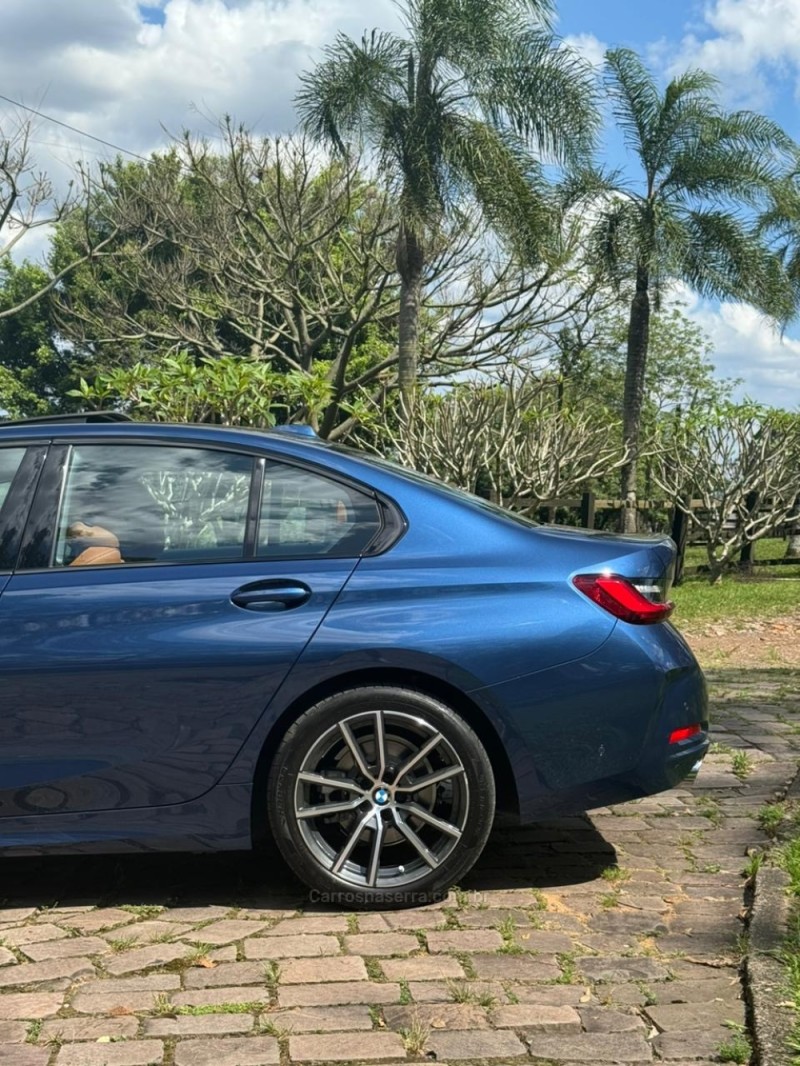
{"left": 0, "top": 444, "right": 48, "bottom": 572}
{"left": 13, "top": 436, "right": 405, "bottom": 573}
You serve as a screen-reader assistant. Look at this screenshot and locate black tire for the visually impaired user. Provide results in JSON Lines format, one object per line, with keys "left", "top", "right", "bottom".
{"left": 266, "top": 686, "right": 495, "bottom": 909}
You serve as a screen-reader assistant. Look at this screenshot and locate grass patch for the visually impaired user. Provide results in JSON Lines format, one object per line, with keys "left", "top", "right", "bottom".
{"left": 716, "top": 1031, "right": 752, "bottom": 1064}
{"left": 671, "top": 552, "right": 800, "bottom": 627}
{"left": 600, "top": 865, "right": 630, "bottom": 883}
{"left": 731, "top": 751, "right": 754, "bottom": 780}
{"left": 773, "top": 816, "right": 800, "bottom": 1063}
{"left": 119, "top": 904, "right": 164, "bottom": 920}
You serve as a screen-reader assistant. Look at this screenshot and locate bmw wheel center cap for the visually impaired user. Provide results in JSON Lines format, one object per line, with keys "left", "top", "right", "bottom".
{"left": 374, "top": 788, "right": 390, "bottom": 806}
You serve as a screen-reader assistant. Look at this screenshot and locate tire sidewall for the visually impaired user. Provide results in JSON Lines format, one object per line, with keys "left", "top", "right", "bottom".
{"left": 267, "top": 686, "right": 495, "bottom": 909}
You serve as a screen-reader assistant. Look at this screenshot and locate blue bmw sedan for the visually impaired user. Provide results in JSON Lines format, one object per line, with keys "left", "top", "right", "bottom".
{"left": 0, "top": 414, "right": 707, "bottom": 907}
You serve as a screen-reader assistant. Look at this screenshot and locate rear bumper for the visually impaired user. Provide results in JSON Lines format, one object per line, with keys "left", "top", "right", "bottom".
{"left": 475, "top": 620, "right": 708, "bottom": 822}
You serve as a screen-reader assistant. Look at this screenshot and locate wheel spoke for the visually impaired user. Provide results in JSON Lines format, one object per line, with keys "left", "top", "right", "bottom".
{"left": 367, "top": 812, "right": 387, "bottom": 887}
{"left": 297, "top": 771, "right": 366, "bottom": 795}
{"left": 394, "top": 764, "right": 465, "bottom": 792}
{"left": 396, "top": 801, "right": 463, "bottom": 839}
{"left": 297, "top": 796, "right": 365, "bottom": 820}
{"left": 339, "top": 720, "right": 373, "bottom": 782}
{"left": 391, "top": 808, "right": 440, "bottom": 869}
{"left": 331, "top": 808, "right": 378, "bottom": 874}
{"left": 394, "top": 731, "right": 443, "bottom": 783}
{"left": 374, "top": 710, "right": 387, "bottom": 782}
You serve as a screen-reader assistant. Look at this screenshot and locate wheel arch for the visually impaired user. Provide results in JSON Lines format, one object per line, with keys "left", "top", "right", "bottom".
{"left": 250, "top": 667, "right": 519, "bottom": 848}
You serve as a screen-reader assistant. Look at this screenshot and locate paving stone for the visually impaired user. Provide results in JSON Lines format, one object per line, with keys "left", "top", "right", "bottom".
{"left": 0, "top": 1048, "right": 50, "bottom": 1066}
{"left": 190, "top": 919, "right": 269, "bottom": 944}
{"left": 278, "top": 955, "right": 368, "bottom": 984}
{"left": 158, "top": 906, "right": 231, "bottom": 923}
{"left": 40, "top": 1017, "right": 140, "bottom": 1042}
{"left": 509, "top": 985, "right": 589, "bottom": 1006}
{"left": 578, "top": 1007, "right": 646, "bottom": 1032}
{"left": 81, "top": 975, "right": 182, "bottom": 994}
{"left": 0, "top": 1021, "right": 27, "bottom": 1043}
{"left": 57, "top": 909, "right": 136, "bottom": 934}
{"left": 0, "top": 924, "right": 69, "bottom": 948}
{"left": 343, "top": 933, "right": 419, "bottom": 956}
{"left": 262, "top": 916, "right": 348, "bottom": 936}
{"left": 56, "top": 1041, "right": 164, "bottom": 1065}
{"left": 0, "top": 909, "right": 37, "bottom": 923}
{"left": 425, "top": 929, "right": 503, "bottom": 953}
{"left": 182, "top": 961, "right": 265, "bottom": 988}
{"left": 652, "top": 978, "right": 741, "bottom": 1003}
{"left": 144, "top": 1014, "right": 253, "bottom": 1036}
{"left": 385, "top": 1003, "right": 490, "bottom": 1030}
{"left": 426, "top": 1028, "right": 528, "bottom": 1059}
{"left": 379, "top": 956, "right": 465, "bottom": 981}
{"left": 576, "top": 955, "right": 671, "bottom": 982}
{"left": 289, "top": 1030, "right": 405, "bottom": 1062}
{"left": 104, "top": 943, "right": 193, "bottom": 976}
{"left": 0, "top": 957, "right": 94, "bottom": 988}
{"left": 271, "top": 1004, "right": 372, "bottom": 1032}
{"left": 526, "top": 1031, "right": 653, "bottom": 1061}
{"left": 278, "top": 981, "right": 401, "bottom": 1007}
{"left": 407, "top": 980, "right": 506, "bottom": 1003}
{"left": 491, "top": 1003, "right": 581, "bottom": 1031}
{"left": 469, "top": 953, "right": 561, "bottom": 981}
{"left": 0, "top": 948, "right": 18, "bottom": 967}
{"left": 102, "top": 920, "right": 193, "bottom": 944}
{"left": 0, "top": 993, "right": 63, "bottom": 1019}
{"left": 644, "top": 999, "right": 744, "bottom": 1032}
{"left": 358, "top": 911, "right": 447, "bottom": 932}
{"left": 242, "top": 934, "right": 340, "bottom": 959}
{"left": 172, "top": 986, "right": 269, "bottom": 1009}
{"left": 653, "top": 1028, "right": 726, "bottom": 1060}
{"left": 21, "top": 936, "right": 109, "bottom": 961}
{"left": 207, "top": 946, "right": 238, "bottom": 963}
{"left": 71, "top": 991, "right": 168, "bottom": 1015}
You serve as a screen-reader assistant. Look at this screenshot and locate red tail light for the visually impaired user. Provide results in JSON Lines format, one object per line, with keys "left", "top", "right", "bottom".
{"left": 573, "top": 574, "right": 674, "bottom": 625}
{"left": 669, "top": 724, "right": 701, "bottom": 744}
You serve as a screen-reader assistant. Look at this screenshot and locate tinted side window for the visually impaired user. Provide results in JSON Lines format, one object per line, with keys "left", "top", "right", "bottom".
{"left": 258, "top": 462, "right": 381, "bottom": 558}
{"left": 55, "top": 445, "right": 253, "bottom": 567}
{"left": 0, "top": 448, "right": 26, "bottom": 514}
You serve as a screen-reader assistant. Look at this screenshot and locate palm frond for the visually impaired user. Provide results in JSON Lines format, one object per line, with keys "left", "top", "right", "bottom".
{"left": 604, "top": 48, "right": 663, "bottom": 175}
{"left": 479, "top": 31, "right": 600, "bottom": 166}
{"left": 441, "top": 113, "right": 555, "bottom": 263}
{"left": 296, "top": 30, "right": 407, "bottom": 153}
{"left": 682, "top": 208, "right": 795, "bottom": 319}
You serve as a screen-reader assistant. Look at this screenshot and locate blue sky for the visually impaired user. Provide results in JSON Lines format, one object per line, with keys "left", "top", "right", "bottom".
{"left": 2, "top": 0, "right": 800, "bottom": 407}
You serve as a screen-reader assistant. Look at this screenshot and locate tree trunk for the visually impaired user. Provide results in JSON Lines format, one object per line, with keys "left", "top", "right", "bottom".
{"left": 785, "top": 494, "right": 800, "bottom": 558}
{"left": 619, "top": 266, "right": 651, "bottom": 533}
{"left": 396, "top": 224, "right": 424, "bottom": 433}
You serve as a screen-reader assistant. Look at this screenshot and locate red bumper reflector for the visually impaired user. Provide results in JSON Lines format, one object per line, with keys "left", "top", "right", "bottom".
{"left": 669, "top": 724, "right": 701, "bottom": 744}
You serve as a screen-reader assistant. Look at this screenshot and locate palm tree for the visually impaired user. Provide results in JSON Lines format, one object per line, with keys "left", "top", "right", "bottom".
{"left": 296, "top": 0, "right": 598, "bottom": 421}
{"left": 581, "top": 48, "right": 797, "bottom": 531}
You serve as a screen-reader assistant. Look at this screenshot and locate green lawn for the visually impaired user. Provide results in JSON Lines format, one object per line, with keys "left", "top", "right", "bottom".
{"left": 671, "top": 538, "right": 800, "bottom": 627}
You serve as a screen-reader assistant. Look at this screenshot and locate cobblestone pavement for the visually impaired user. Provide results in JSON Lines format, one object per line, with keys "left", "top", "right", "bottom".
{"left": 0, "top": 664, "right": 798, "bottom": 1066}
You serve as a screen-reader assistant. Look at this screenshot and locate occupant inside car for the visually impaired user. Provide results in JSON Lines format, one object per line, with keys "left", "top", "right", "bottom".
{"left": 66, "top": 521, "right": 124, "bottom": 566}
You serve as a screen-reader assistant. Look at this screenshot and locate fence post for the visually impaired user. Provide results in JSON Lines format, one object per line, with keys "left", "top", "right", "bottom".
{"left": 580, "top": 491, "right": 596, "bottom": 530}
{"left": 738, "top": 491, "right": 758, "bottom": 572}
{"left": 671, "top": 502, "right": 689, "bottom": 586}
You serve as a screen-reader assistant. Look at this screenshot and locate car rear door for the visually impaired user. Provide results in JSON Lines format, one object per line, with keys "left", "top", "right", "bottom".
{"left": 0, "top": 438, "right": 381, "bottom": 818}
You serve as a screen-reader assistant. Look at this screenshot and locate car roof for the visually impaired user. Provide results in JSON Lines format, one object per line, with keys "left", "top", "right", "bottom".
{"left": 0, "top": 415, "right": 537, "bottom": 535}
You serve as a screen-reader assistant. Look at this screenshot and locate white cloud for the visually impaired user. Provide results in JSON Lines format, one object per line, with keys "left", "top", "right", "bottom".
{"left": 673, "top": 283, "right": 800, "bottom": 409}
{"left": 563, "top": 32, "right": 606, "bottom": 70}
{"left": 0, "top": 0, "right": 400, "bottom": 161}
{"left": 670, "top": 0, "right": 800, "bottom": 107}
